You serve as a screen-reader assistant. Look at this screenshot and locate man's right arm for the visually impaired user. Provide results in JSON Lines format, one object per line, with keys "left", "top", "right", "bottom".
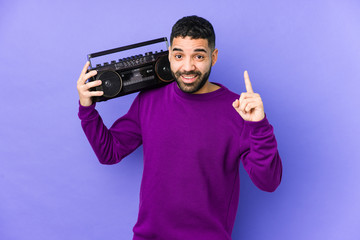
{"left": 77, "top": 62, "right": 142, "bottom": 164}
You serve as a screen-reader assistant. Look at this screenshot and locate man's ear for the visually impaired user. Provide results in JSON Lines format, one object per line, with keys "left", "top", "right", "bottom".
{"left": 168, "top": 46, "right": 171, "bottom": 62}
{"left": 211, "top": 48, "right": 218, "bottom": 66}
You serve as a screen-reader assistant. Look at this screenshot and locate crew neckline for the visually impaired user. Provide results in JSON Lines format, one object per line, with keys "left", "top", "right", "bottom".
{"left": 172, "top": 81, "right": 227, "bottom": 101}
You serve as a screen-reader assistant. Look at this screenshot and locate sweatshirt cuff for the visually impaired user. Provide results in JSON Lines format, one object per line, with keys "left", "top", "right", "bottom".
{"left": 244, "top": 115, "right": 272, "bottom": 135}
{"left": 78, "top": 101, "right": 98, "bottom": 121}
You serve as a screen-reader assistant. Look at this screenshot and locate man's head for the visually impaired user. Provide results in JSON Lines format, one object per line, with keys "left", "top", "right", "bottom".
{"left": 169, "top": 16, "right": 218, "bottom": 94}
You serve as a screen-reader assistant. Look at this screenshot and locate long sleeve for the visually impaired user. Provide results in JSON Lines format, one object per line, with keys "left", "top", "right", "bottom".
{"left": 240, "top": 116, "right": 282, "bottom": 192}
{"left": 78, "top": 95, "right": 142, "bottom": 165}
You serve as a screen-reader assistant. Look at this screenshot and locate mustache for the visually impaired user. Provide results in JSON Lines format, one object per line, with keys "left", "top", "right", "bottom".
{"left": 174, "top": 70, "right": 202, "bottom": 77}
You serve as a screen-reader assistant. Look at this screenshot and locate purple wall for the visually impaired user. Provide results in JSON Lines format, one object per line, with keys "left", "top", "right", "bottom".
{"left": 1, "top": 0, "right": 359, "bottom": 239}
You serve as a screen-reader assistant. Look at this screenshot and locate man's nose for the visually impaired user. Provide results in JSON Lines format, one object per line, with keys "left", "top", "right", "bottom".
{"left": 182, "top": 57, "right": 196, "bottom": 72}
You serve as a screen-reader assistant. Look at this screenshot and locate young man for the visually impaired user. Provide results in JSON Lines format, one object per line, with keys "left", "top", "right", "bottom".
{"left": 77, "top": 16, "right": 282, "bottom": 240}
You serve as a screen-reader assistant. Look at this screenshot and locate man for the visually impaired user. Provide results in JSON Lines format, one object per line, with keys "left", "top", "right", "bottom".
{"left": 77, "top": 16, "right": 282, "bottom": 240}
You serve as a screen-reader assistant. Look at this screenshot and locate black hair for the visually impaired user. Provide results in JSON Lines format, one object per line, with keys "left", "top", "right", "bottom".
{"left": 170, "top": 15, "right": 216, "bottom": 50}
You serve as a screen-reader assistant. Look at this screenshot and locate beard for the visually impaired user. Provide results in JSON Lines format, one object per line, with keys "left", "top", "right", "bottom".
{"left": 172, "top": 66, "right": 212, "bottom": 94}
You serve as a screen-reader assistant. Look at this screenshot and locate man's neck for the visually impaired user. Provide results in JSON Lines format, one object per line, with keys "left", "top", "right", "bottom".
{"left": 193, "top": 81, "right": 221, "bottom": 94}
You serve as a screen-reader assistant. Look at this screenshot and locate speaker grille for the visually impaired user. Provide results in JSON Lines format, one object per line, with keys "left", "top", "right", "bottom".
{"left": 155, "top": 55, "right": 174, "bottom": 82}
{"left": 96, "top": 71, "right": 122, "bottom": 97}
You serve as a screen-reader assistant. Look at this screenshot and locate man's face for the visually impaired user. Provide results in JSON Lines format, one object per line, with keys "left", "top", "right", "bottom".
{"left": 169, "top": 36, "right": 218, "bottom": 94}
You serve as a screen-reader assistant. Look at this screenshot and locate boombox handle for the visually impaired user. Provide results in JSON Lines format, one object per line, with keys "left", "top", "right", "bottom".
{"left": 87, "top": 37, "right": 169, "bottom": 68}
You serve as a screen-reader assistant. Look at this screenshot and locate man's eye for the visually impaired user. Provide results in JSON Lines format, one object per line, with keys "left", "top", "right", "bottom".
{"left": 175, "top": 55, "right": 182, "bottom": 59}
{"left": 195, "top": 55, "right": 205, "bottom": 60}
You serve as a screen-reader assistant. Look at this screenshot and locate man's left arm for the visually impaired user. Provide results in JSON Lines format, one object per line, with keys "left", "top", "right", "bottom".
{"left": 233, "top": 71, "right": 282, "bottom": 192}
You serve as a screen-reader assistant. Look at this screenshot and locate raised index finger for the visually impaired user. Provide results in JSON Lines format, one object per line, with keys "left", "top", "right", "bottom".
{"left": 244, "top": 70, "right": 254, "bottom": 93}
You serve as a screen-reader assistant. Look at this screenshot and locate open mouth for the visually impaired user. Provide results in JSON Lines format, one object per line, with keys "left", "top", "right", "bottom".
{"left": 181, "top": 74, "right": 198, "bottom": 83}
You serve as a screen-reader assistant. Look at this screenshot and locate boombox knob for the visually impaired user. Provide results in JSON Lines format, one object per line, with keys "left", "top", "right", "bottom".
{"left": 96, "top": 71, "right": 123, "bottom": 98}
{"left": 155, "top": 55, "right": 174, "bottom": 82}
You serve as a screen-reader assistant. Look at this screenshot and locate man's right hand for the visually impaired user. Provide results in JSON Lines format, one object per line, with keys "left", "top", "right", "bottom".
{"left": 77, "top": 61, "right": 104, "bottom": 107}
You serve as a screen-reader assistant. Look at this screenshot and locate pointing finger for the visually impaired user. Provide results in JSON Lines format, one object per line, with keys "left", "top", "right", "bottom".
{"left": 244, "top": 70, "right": 254, "bottom": 93}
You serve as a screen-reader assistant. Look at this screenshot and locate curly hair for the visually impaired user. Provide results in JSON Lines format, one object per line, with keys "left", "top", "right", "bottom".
{"left": 170, "top": 15, "right": 216, "bottom": 50}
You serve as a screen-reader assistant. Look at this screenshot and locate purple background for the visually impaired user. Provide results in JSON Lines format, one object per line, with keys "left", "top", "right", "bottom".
{"left": 1, "top": 0, "right": 359, "bottom": 239}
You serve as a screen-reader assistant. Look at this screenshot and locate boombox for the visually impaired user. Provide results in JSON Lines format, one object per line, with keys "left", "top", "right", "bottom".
{"left": 87, "top": 37, "right": 174, "bottom": 102}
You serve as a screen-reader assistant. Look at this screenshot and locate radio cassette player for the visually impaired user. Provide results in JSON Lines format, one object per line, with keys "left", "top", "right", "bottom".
{"left": 87, "top": 37, "right": 174, "bottom": 102}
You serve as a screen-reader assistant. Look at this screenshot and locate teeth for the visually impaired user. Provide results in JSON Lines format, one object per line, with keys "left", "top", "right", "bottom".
{"left": 182, "top": 75, "right": 196, "bottom": 79}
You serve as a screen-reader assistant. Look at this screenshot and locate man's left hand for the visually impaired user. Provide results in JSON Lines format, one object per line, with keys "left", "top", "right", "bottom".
{"left": 232, "top": 71, "right": 265, "bottom": 122}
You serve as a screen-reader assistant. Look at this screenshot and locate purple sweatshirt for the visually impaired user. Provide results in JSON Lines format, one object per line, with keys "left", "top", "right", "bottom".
{"left": 78, "top": 82, "right": 282, "bottom": 240}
